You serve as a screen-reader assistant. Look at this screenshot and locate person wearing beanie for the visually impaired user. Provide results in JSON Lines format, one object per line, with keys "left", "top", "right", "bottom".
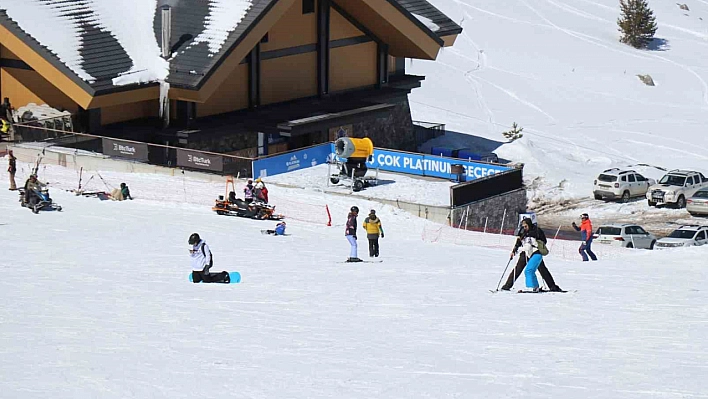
{"left": 363, "top": 209, "right": 384, "bottom": 257}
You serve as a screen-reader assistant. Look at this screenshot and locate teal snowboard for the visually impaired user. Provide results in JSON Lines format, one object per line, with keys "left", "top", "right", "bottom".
{"left": 189, "top": 271, "right": 241, "bottom": 284}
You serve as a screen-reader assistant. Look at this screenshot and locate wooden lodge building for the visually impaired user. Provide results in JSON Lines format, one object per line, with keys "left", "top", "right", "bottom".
{"left": 0, "top": 0, "right": 461, "bottom": 158}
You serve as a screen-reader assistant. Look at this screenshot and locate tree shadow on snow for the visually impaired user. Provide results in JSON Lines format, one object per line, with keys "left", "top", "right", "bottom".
{"left": 647, "top": 38, "right": 669, "bottom": 51}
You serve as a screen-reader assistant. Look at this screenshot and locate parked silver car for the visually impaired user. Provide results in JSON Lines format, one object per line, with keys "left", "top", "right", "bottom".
{"left": 687, "top": 188, "right": 708, "bottom": 216}
{"left": 593, "top": 224, "right": 656, "bottom": 249}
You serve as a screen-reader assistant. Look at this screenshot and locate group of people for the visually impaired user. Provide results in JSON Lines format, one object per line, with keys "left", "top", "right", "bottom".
{"left": 244, "top": 178, "right": 269, "bottom": 203}
{"left": 502, "top": 212, "right": 597, "bottom": 292}
{"left": 344, "top": 206, "right": 385, "bottom": 262}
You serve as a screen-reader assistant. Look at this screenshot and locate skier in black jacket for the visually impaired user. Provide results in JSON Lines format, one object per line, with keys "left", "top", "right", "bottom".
{"left": 502, "top": 219, "right": 563, "bottom": 292}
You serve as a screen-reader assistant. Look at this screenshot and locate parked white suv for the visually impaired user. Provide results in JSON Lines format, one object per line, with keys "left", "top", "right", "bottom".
{"left": 646, "top": 170, "right": 708, "bottom": 208}
{"left": 655, "top": 225, "right": 708, "bottom": 249}
{"left": 593, "top": 224, "right": 657, "bottom": 249}
{"left": 593, "top": 169, "right": 655, "bottom": 202}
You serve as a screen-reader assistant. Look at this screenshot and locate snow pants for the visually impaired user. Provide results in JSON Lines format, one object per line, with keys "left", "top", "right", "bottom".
{"left": 524, "top": 253, "right": 543, "bottom": 289}
{"left": 502, "top": 252, "right": 557, "bottom": 290}
{"left": 368, "top": 236, "right": 379, "bottom": 257}
{"left": 579, "top": 238, "right": 598, "bottom": 261}
{"left": 346, "top": 235, "right": 358, "bottom": 258}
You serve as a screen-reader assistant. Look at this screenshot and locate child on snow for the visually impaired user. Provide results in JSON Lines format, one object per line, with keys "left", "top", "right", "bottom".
{"left": 518, "top": 218, "right": 545, "bottom": 292}
{"left": 244, "top": 179, "right": 254, "bottom": 203}
{"left": 345, "top": 206, "right": 362, "bottom": 262}
{"left": 264, "top": 221, "right": 286, "bottom": 236}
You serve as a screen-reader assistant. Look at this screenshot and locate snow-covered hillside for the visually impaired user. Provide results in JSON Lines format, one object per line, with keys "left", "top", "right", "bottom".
{"left": 411, "top": 0, "right": 708, "bottom": 206}
{"left": 2, "top": 159, "right": 708, "bottom": 398}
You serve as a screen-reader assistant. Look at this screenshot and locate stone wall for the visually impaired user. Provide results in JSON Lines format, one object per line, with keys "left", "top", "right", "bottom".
{"left": 450, "top": 188, "right": 527, "bottom": 234}
{"left": 349, "top": 97, "right": 416, "bottom": 152}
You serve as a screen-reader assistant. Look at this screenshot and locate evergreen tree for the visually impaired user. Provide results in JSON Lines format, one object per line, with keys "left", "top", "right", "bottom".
{"left": 502, "top": 122, "right": 523, "bottom": 142}
{"left": 617, "top": 0, "right": 658, "bottom": 49}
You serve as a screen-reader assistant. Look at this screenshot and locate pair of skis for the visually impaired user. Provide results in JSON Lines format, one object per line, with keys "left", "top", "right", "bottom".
{"left": 489, "top": 288, "right": 573, "bottom": 294}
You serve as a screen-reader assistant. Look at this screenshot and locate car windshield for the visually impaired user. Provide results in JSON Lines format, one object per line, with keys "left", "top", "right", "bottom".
{"left": 694, "top": 190, "right": 708, "bottom": 198}
{"left": 598, "top": 174, "right": 617, "bottom": 182}
{"left": 659, "top": 175, "right": 686, "bottom": 186}
{"left": 668, "top": 230, "right": 697, "bottom": 239}
{"left": 597, "top": 227, "right": 621, "bottom": 235}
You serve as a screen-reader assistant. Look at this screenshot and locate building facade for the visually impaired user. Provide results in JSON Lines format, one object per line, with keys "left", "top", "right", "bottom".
{"left": 0, "top": 0, "right": 461, "bottom": 156}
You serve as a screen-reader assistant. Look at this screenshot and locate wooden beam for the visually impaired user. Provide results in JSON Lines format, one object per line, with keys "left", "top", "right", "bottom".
{"left": 317, "top": 0, "right": 331, "bottom": 96}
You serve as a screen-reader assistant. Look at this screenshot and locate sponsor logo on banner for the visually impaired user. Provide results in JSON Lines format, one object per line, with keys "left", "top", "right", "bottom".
{"left": 176, "top": 149, "right": 224, "bottom": 172}
{"left": 366, "top": 149, "right": 510, "bottom": 180}
{"left": 102, "top": 138, "right": 149, "bottom": 161}
{"left": 286, "top": 155, "right": 300, "bottom": 171}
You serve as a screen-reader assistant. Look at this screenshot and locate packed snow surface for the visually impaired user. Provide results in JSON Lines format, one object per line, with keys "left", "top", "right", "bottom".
{"left": 411, "top": 0, "right": 708, "bottom": 206}
{"left": 1, "top": 158, "right": 707, "bottom": 398}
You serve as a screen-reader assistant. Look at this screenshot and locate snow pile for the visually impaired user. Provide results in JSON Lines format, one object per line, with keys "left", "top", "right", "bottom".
{"left": 413, "top": 13, "right": 441, "bottom": 32}
{"left": 87, "top": 0, "right": 169, "bottom": 85}
{"left": 411, "top": 0, "right": 708, "bottom": 206}
{"left": 190, "top": 0, "right": 253, "bottom": 56}
{"left": 2, "top": 1, "right": 94, "bottom": 82}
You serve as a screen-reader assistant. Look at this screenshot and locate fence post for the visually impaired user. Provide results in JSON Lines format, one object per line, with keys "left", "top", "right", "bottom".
{"left": 549, "top": 225, "right": 562, "bottom": 254}
{"left": 463, "top": 205, "right": 470, "bottom": 231}
{"left": 499, "top": 209, "right": 507, "bottom": 243}
{"left": 483, "top": 217, "right": 488, "bottom": 234}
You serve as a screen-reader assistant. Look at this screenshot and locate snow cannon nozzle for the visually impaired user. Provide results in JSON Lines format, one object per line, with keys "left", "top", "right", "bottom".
{"left": 335, "top": 137, "right": 374, "bottom": 161}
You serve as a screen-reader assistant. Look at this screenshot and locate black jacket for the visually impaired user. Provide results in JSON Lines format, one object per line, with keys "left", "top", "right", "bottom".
{"left": 513, "top": 224, "right": 546, "bottom": 252}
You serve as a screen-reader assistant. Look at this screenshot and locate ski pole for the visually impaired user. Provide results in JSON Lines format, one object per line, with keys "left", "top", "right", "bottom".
{"left": 494, "top": 256, "right": 514, "bottom": 291}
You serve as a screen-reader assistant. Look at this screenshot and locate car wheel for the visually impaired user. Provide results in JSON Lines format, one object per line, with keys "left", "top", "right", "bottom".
{"left": 594, "top": 194, "right": 602, "bottom": 200}
{"left": 648, "top": 200, "right": 656, "bottom": 207}
{"left": 621, "top": 191, "right": 630, "bottom": 203}
{"left": 649, "top": 240, "right": 655, "bottom": 250}
{"left": 626, "top": 242, "right": 633, "bottom": 249}
{"left": 689, "top": 211, "right": 696, "bottom": 216}
{"left": 676, "top": 196, "right": 686, "bottom": 209}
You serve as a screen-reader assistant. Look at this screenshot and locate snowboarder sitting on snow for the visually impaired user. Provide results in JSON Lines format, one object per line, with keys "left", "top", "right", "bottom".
{"left": 188, "top": 233, "right": 229, "bottom": 283}
{"left": 505, "top": 220, "right": 562, "bottom": 292}
{"left": 264, "top": 221, "right": 286, "bottom": 236}
{"left": 244, "top": 179, "right": 254, "bottom": 203}
{"left": 363, "top": 209, "right": 384, "bottom": 257}
{"left": 111, "top": 183, "right": 132, "bottom": 201}
{"left": 345, "top": 206, "right": 363, "bottom": 262}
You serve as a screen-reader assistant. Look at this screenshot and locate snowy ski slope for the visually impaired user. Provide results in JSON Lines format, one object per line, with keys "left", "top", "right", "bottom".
{"left": 1, "top": 160, "right": 707, "bottom": 398}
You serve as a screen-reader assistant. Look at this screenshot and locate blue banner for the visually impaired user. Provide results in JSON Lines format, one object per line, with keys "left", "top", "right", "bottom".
{"left": 252, "top": 143, "right": 333, "bottom": 177}
{"left": 365, "top": 148, "right": 511, "bottom": 180}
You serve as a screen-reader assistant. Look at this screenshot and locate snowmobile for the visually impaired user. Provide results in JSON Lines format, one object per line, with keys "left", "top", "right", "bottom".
{"left": 211, "top": 177, "right": 284, "bottom": 221}
{"left": 19, "top": 187, "right": 62, "bottom": 213}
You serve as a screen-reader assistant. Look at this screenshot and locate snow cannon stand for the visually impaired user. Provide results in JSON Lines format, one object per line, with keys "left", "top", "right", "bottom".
{"left": 328, "top": 137, "right": 378, "bottom": 192}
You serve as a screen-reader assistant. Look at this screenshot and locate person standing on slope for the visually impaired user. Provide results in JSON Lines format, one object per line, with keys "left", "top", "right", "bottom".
{"left": 345, "top": 206, "right": 362, "bottom": 262}
{"left": 362, "top": 209, "right": 384, "bottom": 257}
{"left": 572, "top": 213, "right": 597, "bottom": 262}
{"left": 518, "top": 218, "right": 545, "bottom": 292}
{"left": 188, "top": 233, "right": 229, "bottom": 283}
{"left": 244, "top": 179, "right": 254, "bottom": 204}
{"left": 504, "top": 220, "right": 562, "bottom": 292}
{"left": 7, "top": 149, "right": 17, "bottom": 190}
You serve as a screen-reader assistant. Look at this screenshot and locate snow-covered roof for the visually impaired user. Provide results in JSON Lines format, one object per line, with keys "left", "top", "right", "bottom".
{"left": 0, "top": 0, "right": 460, "bottom": 94}
{"left": 0, "top": 0, "right": 254, "bottom": 92}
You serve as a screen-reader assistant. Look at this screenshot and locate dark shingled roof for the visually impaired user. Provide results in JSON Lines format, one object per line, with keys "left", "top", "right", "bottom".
{"left": 1, "top": 0, "right": 460, "bottom": 96}
{"left": 395, "top": 0, "right": 463, "bottom": 37}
